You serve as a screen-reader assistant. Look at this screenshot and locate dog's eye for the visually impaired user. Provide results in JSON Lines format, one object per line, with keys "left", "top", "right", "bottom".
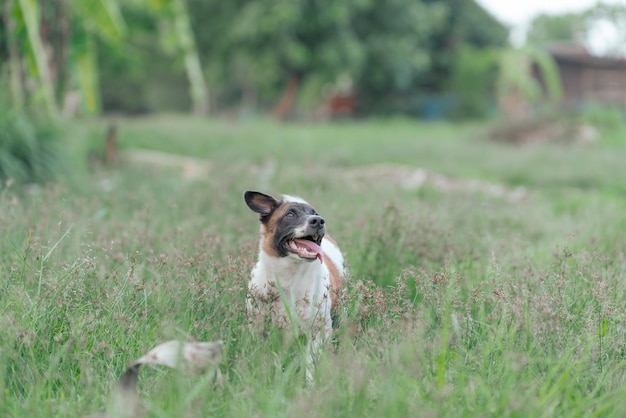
{"left": 285, "top": 211, "right": 295, "bottom": 219}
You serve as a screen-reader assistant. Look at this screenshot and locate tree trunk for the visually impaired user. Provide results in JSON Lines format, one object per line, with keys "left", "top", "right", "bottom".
{"left": 171, "top": 0, "right": 209, "bottom": 115}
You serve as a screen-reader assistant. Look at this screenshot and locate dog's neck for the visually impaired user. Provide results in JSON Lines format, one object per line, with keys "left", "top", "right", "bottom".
{"left": 257, "top": 247, "right": 323, "bottom": 289}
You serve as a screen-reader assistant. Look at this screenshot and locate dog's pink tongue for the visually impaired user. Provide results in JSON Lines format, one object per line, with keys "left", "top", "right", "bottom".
{"left": 293, "top": 239, "right": 323, "bottom": 262}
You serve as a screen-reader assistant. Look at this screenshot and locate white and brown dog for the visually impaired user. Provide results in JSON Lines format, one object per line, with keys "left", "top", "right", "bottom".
{"left": 244, "top": 191, "right": 345, "bottom": 371}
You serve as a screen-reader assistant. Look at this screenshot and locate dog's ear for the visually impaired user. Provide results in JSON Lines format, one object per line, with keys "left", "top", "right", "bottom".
{"left": 244, "top": 191, "right": 280, "bottom": 218}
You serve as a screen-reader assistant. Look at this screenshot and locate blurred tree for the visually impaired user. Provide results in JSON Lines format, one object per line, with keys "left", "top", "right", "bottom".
{"left": 91, "top": 0, "right": 510, "bottom": 117}
{"left": 185, "top": 0, "right": 509, "bottom": 117}
{"left": 496, "top": 46, "right": 562, "bottom": 120}
{"left": 146, "top": 0, "right": 209, "bottom": 114}
{"left": 424, "top": 0, "right": 509, "bottom": 92}
{"left": 1, "top": 0, "right": 126, "bottom": 116}
{"left": 527, "top": 2, "right": 626, "bottom": 57}
{"left": 527, "top": 12, "right": 585, "bottom": 45}
{"left": 581, "top": 2, "right": 626, "bottom": 57}
{"left": 4, "top": 0, "right": 58, "bottom": 115}
{"left": 449, "top": 45, "right": 499, "bottom": 119}
{"left": 186, "top": 0, "right": 254, "bottom": 110}
{"left": 209, "top": 0, "right": 367, "bottom": 118}
{"left": 416, "top": 0, "right": 509, "bottom": 118}
{"left": 70, "top": 0, "right": 127, "bottom": 114}
{"left": 3, "top": 0, "right": 26, "bottom": 109}
{"left": 1, "top": 0, "right": 207, "bottom": 116}
{"left": 349, "top": 0, "right": 447, "bottom": 114}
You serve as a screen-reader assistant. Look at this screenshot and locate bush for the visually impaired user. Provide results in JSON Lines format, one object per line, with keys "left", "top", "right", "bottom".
{"left": 580, "top": 102, "right": 624, "bottom": 132}
{"left": 449, "top": 46, "right": 499, "bottom": 120}
{"left": 0, "top": 108, "right": 65, "bottom": 184}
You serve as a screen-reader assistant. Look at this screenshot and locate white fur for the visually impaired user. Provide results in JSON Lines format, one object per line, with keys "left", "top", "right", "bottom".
{"left": 247, "top": 237, "right": 338, "bottom": 337}
{"left": 282, "top": 194, "right": 308, "bottom": 204}
{"left": 247, "top": 235, "right": 343, "bottom": 380}
{"left": 321, "top": 239, "right": 345, "bottom": 277}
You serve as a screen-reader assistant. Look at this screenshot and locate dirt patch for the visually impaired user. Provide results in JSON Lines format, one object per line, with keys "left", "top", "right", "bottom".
{"left": 343, "top": 164, "right": 527, "bottom": 202}
{"left": 115, "top": 151, "right": 526, "bottom": 203}
{"left": 120, "top": 149, "right": 212, "bottom": 180}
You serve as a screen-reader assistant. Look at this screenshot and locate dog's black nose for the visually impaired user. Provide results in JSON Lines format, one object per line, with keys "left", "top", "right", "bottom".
{"left": 308, "top": 215, "right": 325, "bottom": 229}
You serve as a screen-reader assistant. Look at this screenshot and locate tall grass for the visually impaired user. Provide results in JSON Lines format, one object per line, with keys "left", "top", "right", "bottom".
{"left": 1, "top": 116, "right": 625, "bottom": 416}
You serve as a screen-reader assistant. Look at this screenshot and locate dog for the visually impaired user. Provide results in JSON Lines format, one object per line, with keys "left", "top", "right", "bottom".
{"left": 244, "top": 191, "right": 345, "bottom": 374}
{"left": 85, "top": 340, "right": 223, "bottom": 418}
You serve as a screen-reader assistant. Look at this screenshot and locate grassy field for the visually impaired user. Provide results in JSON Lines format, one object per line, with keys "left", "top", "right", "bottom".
{"left": 1, "top": 115, "right": 625, "bottom": 417}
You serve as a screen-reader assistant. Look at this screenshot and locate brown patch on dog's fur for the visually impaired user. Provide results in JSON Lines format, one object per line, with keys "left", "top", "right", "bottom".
{"left": 323, "top": 248, "right": 342, "bottom": 315}
{"left": 259, "top": 201, "right": 290, "bottom": 257}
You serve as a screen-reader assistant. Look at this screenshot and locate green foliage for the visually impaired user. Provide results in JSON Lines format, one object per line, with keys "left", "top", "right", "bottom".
{"left": 92, "top": 0, "right": 510, "bottom": 115}
{"left": 349, "top": 0, "right": 448, "bottom": 114}
{"left": 527, "top": 12, "right": 584, "bottom": 44}
{"left": 527, "top": 2, "right": 626, "bottom": 54}
{"left": 449, "top": 46, "right": 499, "bottom": 119}
{"left": 197, "top": 0, "right": 370, "bottom": 108}
{"left": 1, "top": 0, "right": 208, "bottom": 116}
{"left": 581, "top": 102, "right": 625, "bottom": 132}
{"left": 2, "top": 0, "right": 511, "bottom": 117}
{"left": 424, "top": 0, "right": 509, "bottom": 92}
{"left": 532, "top": 48, "right": 563, "bottom": 100}
{"left": 71, "top": 0, "right": 126, "bottom": 43}
{"left": 68, "top": 0, "right": 126, "bottom": 114}
{"left": 496, "top": 46, "right": 562, "bottom": 110}
{"left": 13, "top": 0, "right": 58, "bottom": 115}
{"left": 3, "top": 0, "right": 128, "bottom": 116}
{"left": 71, "top": 23, "right": 101, "bottom": 114}
{"left": 146, "top": 0, "right": 209, "bottom": 114}
{"left": 96, "top": 6, "right": 181, "bottom": 113}
{"left": 0, "top": 107, "right": 64, "bottom": 183}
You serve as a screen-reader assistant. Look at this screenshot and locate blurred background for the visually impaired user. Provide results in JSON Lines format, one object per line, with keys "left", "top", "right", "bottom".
{"left": 4, "top": 3, "right": 626, "bottom": 415}
{"left": 1, "top": 0, "right": 626, "bottom": 182}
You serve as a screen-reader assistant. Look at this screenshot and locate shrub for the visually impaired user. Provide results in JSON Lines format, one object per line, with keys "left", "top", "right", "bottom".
{"left": 0, "top": 107, "right": 65, "bottom": 183}
{"left": 580, "top": 102, "right": 624, "bottom": 132}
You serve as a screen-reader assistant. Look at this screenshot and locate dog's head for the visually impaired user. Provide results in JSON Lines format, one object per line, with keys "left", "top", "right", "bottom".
{"left": 244, "top": 191, "right": 325, "bottom": 262}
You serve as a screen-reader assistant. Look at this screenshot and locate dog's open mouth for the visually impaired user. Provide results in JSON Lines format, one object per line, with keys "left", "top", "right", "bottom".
{"left": 284, "top": 235, "right": 323, "bottom": 262}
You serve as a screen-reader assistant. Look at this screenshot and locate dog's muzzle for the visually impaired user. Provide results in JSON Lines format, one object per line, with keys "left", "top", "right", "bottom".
{"left": 284, "top": 215, "right": 325, "bottom": 262}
